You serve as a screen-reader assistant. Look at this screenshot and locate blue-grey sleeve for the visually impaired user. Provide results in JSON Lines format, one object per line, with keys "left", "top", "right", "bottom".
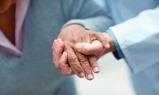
{"left": 61, "top": 0, "right": 114, "bottom": 32}
{"left": 109, "top": 6, "right": 159, "bottom": 73}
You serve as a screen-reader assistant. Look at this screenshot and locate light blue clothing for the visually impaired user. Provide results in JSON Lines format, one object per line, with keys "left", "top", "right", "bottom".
{"left": 0, "top": 0, "right": 109, "bottom": 95}
{"left": 104, "top": 0, "right": 159, "bottom": 95}
{"left": 109, "top": 5, "right": 159, "bottom": 95}
{"left": 72, "top": 0, "right": 159, "bottom": 95}
{"left": 110, "top": 6, "right": 159, "bottom": 73}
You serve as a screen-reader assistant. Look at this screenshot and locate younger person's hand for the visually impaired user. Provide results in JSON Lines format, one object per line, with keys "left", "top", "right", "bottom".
{"left": 74, "top": 31, "right": 116, "bottom": 60}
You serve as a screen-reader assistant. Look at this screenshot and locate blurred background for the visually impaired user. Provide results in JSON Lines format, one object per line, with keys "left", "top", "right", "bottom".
{"left": 75, "top": 53, "right": 136, "bottom": 95}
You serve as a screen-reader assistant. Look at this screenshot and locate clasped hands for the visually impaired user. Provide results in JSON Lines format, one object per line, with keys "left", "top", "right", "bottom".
{"left": 52, "top": 24, "right": 115, "bottom": 80}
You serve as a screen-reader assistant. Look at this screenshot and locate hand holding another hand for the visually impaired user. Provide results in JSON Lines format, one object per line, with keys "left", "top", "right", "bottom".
{"left": 52, "top": 24, "right": 100, "bottom": 80}
{"left": 52, "top": 24, "right": 115, "bottom": 80}
{"left": 74, "top": 31, "right": 116, "bottom": 59}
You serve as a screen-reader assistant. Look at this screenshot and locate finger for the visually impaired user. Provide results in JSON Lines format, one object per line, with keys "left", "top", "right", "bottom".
{"left": 52, "top": 39, "right": 65, "bottom": 68}
{"left": 91, "top": 40, "right": 106, "bottom": 58}
{"left": 89, "top": 56, "right": 100, "bottom": 73}
{"left": 74, "top": 40, "right": 103, "bottom": 56}
{"left": 65, "top": 44, "right": 85, "bottom": 78}
{"left": 102, "top": 32, "right": 113, "bottom": 48}
{"left": 59, "top": 69, "right": 75, "bottom": 76}
{"left": 76, "top": 52, "right": 94, "bottom": 80}
{"left": 89, "top": 31, "right": 110, "bottom": 49}
{"left": 80, "top": 32, "right": 94, "bottom": 80}
{"left": 59, "top": 52, "right": 73, "bottom": 76}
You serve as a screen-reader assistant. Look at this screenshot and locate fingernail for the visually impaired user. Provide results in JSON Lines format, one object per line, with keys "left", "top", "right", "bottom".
{"left": 105, "top": 44, "right": 110, "bottom": 48}
{"left": 93, "top": 67, "right": 100, "bottom": 73}
{"left": 87, "top": 74, "right": 94, "bottom": 80}
{"left": 79, "top": 73, "right": 85, "bottom": 78}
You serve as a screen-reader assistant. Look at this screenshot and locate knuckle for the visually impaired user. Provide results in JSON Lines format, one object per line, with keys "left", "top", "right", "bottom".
{"left": 81, "top": 62, "right": 91, "bottom": 73}
{"left": 73, "top": 63, "right": 80, "bottom": 69}
{"left": 79, "top": 58, "right": 88, "bottom": 64}
{"left": 73, "top": 64, "right": 83, "bottom": 73}
{"left": 77, "top": 53, "right": 86, "bottom": 61}
{"left": 68, "top": 55, "right": 77, "bottom": 62}
{"left": 79, "top": 57, "right": 88, "bottom": 63}
{"left": 82, "top": 63, "right": 90, "bottom": 69}
{"left": 59, "top": 59, "right": 64, "bottom": 65}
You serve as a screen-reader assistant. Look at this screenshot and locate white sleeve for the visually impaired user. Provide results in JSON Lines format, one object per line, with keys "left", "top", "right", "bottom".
{"left": 110, "top": 6, "right": 159, "bottom": 73}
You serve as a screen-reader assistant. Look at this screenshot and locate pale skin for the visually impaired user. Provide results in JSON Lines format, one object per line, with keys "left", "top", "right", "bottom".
{"left": 52, "top": 24, "right": 116, "bottom": 80}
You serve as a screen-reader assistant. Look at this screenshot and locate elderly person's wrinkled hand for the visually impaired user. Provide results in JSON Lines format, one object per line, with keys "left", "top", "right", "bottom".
{"left": 52, "top": 24, "right": 100, "bottom": 80}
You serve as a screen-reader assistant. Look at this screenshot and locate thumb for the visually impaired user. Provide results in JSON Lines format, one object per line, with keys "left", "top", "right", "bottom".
{"left": 74, "top": 40, "right": 103, "bottom": 56}
{"left": 88, "top": 31, "right": 110, "bottom": 49}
